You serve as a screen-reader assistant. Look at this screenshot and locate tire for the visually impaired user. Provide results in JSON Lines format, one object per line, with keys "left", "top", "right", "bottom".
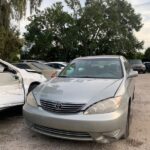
{"left": 122, "top": 104, "right": 131, "bottom": 139}
{"left": 28, "top": 83, "right": 39, "bottom": 94}
{"left": 142, "top": 71, "right": 145, "bottom": 74}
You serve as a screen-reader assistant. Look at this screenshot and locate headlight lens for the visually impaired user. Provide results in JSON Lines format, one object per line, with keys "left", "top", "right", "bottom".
{"left": 27, "top": 92, "right": 38, "bottom": 107}
{"left": 84, "top": 97, "right": 121, "bottom": 115}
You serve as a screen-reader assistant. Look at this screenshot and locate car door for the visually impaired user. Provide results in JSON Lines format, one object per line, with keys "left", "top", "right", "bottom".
{"left": 0, "top": 67, "right": 24, "bottom": 109}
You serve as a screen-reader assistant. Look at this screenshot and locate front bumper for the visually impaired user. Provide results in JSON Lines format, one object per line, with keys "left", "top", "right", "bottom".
{"left": 23, "top": 104, "right": 127, "bottom": 142}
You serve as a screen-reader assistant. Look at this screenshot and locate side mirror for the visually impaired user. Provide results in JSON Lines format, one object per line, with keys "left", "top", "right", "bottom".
{"left": 128, "top": 71, "right": 138, "bottom": 78}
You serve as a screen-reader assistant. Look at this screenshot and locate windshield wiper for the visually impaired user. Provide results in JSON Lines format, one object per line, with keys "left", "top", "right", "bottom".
{"left": 73, "top": 76, "right": 96, "bottom": 78}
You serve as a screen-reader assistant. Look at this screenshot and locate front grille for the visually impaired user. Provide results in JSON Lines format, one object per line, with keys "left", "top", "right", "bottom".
{"left": 34, "top": 124, "right": 91, "bottom": 139}
{"left": 40, "top": 100, "right": 85, "bottom": 114}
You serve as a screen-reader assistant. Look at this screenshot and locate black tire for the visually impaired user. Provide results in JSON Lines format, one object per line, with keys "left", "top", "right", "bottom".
{"left": 142, "top": 71, "right": 145, "bottom": 74}
{"left": 28, "top": 83, "right": 39, "bottom": 94}
{"left": 122, "top": 104, "right": 131, "bottom": 139}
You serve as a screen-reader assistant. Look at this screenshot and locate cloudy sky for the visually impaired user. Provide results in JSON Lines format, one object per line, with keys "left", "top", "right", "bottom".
{"left": 129, "top": 0, "right": 150, "bottom": 49}
{"left": 20, "top": 0, "right": 150, "bottom": 50}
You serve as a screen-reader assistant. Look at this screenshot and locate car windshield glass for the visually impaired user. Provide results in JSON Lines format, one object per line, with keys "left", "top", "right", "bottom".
{"left": 59, "top": 58, "right": 123, "bottom": 79}
{"left": 32, "top": 62, "right": 53, "bottom": 70}
{"left": 129, "top": 60, "right": 142, "bottom": 65}
{"left": 14, "top": 63, "right": 31, "bottom": 69}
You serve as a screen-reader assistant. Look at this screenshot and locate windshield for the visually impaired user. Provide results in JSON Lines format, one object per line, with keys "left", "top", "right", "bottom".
{"left": 14, "top": 63, "right": 31, "bottom": 69}
{"left": 129, "top": 60, "right": 142, "bottom": 65}
{"left": 59, "top": 58, "right": 123, "bottom": 79}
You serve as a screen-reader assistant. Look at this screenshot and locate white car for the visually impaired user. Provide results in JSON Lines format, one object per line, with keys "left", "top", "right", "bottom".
{"left": 45, "top": 62, "right": 67, "bottom": 73}
{"left": 0, "top": 59, "right": 46, "bottom": 110}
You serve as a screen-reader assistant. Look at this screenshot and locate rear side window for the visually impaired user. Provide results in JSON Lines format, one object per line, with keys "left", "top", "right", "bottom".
{"left": 48, "top": 63, "right": 61, "bottom": 69}
{"left": 52, "top": 63, "right": 62, "bottom": 69}
{"left": 50, "top": 64, "right": 58, "bottom": 68}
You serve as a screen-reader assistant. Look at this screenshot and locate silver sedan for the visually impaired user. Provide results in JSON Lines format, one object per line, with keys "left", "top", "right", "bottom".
{"left": 23, "top": 56, "right": 138, "bottom": 143}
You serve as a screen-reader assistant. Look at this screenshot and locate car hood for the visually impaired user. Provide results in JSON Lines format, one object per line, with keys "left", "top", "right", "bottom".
{"left": 34, "top": 77, "right": 123, "bottom": 106}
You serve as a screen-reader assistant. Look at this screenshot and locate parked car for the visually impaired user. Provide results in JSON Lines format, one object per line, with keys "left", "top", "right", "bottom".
{"left": 143, "top": 62, "right": 150, "bottom": 72}
{"left": 23, "top": 56, "right": 138, "bottom": 143}
{"left": 45, "top": 62, "right": 67, "bottom": 73}
{"left": 128, "top": 59, "right": 146, "bottom": 73}
{"left": 0, "top": 59, "right": 46, "bottom": 111}
{"left": 21, "top": 60, "right": 46, "bottom": 63}
{"left": 14, "top": 62, "right": 57, "bottom": 79}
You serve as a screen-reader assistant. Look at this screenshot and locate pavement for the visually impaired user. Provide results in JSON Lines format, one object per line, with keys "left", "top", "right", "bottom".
{"left": 0, "top": 74, "right": 150, "bottom": 150}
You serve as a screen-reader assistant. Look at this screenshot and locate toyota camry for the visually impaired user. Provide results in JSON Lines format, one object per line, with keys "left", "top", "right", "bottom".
{"left": 23, "top": 56, "right": 138, "bottom": 143}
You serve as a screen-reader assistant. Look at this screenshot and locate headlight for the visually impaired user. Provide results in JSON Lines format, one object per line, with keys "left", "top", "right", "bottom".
{"left": 84, "top": 97, "right": 121, "bottom": 115}
{"left": 27, "top": 92, "right": 38, "bottom": 107}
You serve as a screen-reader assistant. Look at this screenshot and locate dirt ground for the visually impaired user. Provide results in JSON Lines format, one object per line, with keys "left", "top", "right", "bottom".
{"left": 0, "top": 74, "right": 150, "bottom": 150}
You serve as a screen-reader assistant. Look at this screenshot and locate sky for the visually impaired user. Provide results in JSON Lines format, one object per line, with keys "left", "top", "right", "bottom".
{"left": 19, "top": 0, "right": 150, "bottom": 50}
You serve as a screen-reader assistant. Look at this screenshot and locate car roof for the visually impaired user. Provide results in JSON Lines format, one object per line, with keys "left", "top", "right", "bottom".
{"left": 21, "top": 60, "right": 46, "bottom": 63}
{"left": 75, "top": 55, "right": 121, "bottom": 60}
{"left": 47, "top": 62, "right": 67, "bottom": 64}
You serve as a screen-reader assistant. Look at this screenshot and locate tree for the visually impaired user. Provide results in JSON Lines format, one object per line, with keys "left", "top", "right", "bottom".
{"left": 78, "top": 0, "right": 143, "bottom": 56}
{"left": 0, "top": 0, "right": 42, "bottom": 29}
{"left": 144, "top": 48, "right": 150, "bottom": 61}
{"left": 24, "top": 2, "right": 76, "bottom": 61}
{"left": 135, "top": 52, "right": 144, "bottom": 60}
{"left": 0, "top": 0, "right": 42, "bottom": 61}
{"left": 24, "top": 0, "right": 143, "bottom": 61}
{"left": 0, "top": 26, "right": 23, "bottom": 61}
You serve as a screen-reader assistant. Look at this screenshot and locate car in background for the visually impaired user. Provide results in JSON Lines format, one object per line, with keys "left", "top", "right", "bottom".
{"left": 128, "top": 59, "right": 146, "bottom": 73}
{"left": 143, "top": 62, "right": 150, "bottom": 72}
{"left": 21, "top": 60, "right": 46, "bottom": 63}
{"left": 0, "top": 59, "right": 46, "bottom": 111}
{"left": 24, "top": 56, "right": 138, "bottom": 143}
{"left": 14, "top": 62, "right": 57, "bottom": 79}
{"left": 45, "top": 62, "right": 67, "bottom": 73}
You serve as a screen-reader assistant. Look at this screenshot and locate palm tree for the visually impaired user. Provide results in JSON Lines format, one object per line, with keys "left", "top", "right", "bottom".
{"left": 0, "top": 0, "right": 42, "bottom": 29}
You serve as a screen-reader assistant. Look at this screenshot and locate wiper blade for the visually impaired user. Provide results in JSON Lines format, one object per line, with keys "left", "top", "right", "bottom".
{"left": 73, "top": 76, "right": 113, "bottom": 79}
{"left": 74, "top": 76, "right": 95, "bottom": 78}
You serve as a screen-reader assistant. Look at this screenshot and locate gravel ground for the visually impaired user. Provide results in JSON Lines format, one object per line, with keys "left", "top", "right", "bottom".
{"left": 0, "top": 74, "right": 150, "bottom": 150}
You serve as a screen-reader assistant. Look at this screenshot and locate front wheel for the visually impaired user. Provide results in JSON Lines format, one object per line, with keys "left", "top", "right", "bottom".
{"left": 122, "top": 104, "right": 131, "bottom": 139}
{"left": 142, "top": 71, "right": 146, "bottom": 74}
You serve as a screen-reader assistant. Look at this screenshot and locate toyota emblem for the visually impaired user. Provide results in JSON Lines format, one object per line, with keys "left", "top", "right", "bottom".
{"left": 55, "top": 103, "right": 62, "bottom": 110}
